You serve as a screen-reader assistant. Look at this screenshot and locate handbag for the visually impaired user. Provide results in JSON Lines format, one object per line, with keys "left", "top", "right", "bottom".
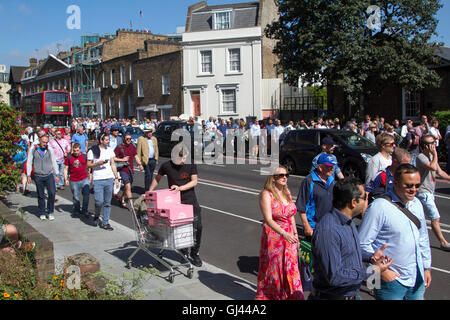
{"left": 115, "top": 144, "right": 129, "bottom": 170}
{"left": 298, "top": 240, "right": 313, "bottom": 292}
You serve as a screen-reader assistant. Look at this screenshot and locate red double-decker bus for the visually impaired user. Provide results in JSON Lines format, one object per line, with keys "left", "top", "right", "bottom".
{"left": 21, "top": 90, "right": 72, "bottom": 131}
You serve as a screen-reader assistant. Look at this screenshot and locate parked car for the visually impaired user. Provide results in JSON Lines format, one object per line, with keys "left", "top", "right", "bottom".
{"left": 279, "top": 129, "right": 378, "bottom": 180}
{"left": 118, "top": 126, "right": 144, "bottom": 146}
{"left": 153, "top": 121, "right": 204, "bottom": 158}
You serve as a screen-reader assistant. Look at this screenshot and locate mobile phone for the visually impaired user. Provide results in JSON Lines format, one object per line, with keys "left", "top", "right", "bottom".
{"left": 103, "top": 159, "right": 109, "bottom": 163}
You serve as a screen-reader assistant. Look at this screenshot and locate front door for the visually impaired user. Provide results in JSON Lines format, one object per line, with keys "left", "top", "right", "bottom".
{"left": 191, "top": 91, "right": 201, "bottom": 117}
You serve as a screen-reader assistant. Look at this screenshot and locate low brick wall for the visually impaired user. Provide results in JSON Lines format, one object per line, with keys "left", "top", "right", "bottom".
{"left": 0, "top": 201, "right": 54, "bottom": 283}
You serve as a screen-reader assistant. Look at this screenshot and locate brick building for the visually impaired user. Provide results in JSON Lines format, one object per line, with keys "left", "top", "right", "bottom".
{"left": 8, "top": 65, "right": 28, "bottom": 110}
{"left": 327, "top": 46, "right": 450, "bottom": 122}
{"left": 133, "top": 50, "right": 184, "bottom": 120}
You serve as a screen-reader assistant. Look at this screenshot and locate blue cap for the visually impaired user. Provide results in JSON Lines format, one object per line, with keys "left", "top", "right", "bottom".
{"left": 317, "top": 153, "right": 338, "bottom": 167}
{"left": 322, "top": 137, "right": 336, "bottom": 146}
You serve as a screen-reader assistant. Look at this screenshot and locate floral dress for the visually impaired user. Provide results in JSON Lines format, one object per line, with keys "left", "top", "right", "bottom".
{"left": 255, "top": 191, "right": 304, "bottom": 300}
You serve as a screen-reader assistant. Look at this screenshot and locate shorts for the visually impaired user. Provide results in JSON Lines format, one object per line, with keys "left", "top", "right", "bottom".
{"left": 0, "top": 224, "right": 6, "bottom": 243}
{"left": 119, "top": 170, "right": 133, "bottom": 185}
{"left": 416, "top": 192, "right": 440, "bottom": 221}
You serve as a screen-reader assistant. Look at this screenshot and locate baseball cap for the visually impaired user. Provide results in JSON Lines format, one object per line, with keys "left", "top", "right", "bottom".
{"left": 111, "top": 126, "right": 119, "bottom": 131}
{"left": 317, "top": 153, "right": 338, "bottom": 167}
{"left": 321, "top": 137, "right": 336, "bottom": 146}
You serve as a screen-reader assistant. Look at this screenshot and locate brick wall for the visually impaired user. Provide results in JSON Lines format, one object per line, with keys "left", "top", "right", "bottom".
{"left": 0, "top": 201, "right": 54, "bottom": 283}
{"left": 133, "top": 50, "right": 184, "bottom": 118}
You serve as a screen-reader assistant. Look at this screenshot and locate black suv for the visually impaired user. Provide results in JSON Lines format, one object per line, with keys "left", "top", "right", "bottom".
{"left": 279, "top": 129, "right": 378, "bottom": 180}
{"left": 153, "top": 121, "right": 204, "bottom": 157}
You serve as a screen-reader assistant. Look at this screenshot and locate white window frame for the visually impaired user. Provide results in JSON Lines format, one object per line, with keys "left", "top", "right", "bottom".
{"left": 137, "top": 79, "right": 144, "bottom": 98}
{"left": 120, "top": 66, "right": 126, "bottom": 85}
{"left": 103, "top": 71, "right": 107, "bottom": 88}
{"left": 213, "top": 10, "right": 231, "bottom": 30}
{"left": 226, "top": 47, "right": 241, "bottom": 73}
{"left": 110, "top": 69, "right": 115, "bottom": 86}
{"left": 129, "top": 64, "right": 133, "bottom": 82}
{"left": 199, "top": 50, "right": 213, "bottom": 75}
{"left": 220, "top": 88, "right": 237, "bottom": 114}
{"left": 162, "top": 75, "right": 170, "bottom": 95}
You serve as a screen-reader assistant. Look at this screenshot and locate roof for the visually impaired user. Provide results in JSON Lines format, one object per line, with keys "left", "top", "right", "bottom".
{"left": 188, "top": 1, "right": 260, "bottom": 32}
{"left": 434, "top": 46, "right": 450, "bottom": 63}
{"left": 9, "top": 66, "right": 27, "bottom": 83}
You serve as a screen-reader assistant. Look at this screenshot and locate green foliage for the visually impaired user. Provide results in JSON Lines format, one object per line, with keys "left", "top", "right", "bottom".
{"left": 432, "top": 110, "right": 450, "bottom": 162}
{"left": 265, "top": 0, "right": 443, "bottom": 108}
{"left": 0, "top": 103, "right": 24, "bottom": 196}
{"left": 305, "top": 87, "right": 327, "bottom": 109}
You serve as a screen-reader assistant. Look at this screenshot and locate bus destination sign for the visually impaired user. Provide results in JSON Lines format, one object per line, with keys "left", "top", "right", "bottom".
{"left": 45, "top": 105, "right": 69, "bottom": 113}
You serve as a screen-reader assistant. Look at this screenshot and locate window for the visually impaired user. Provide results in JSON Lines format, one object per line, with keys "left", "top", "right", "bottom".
{"left": 137, "top": 80, "right": 144, "bottom": 97}
{"left": 129, "top": 64, "right": 133, "bottom": 82}
{"left": 109, "top": 97, "right": 114, "bottom": 116}
{"left": 221, "top": 89, "right": 236, "bottom": 113}
{"left": 162, "top": 75, "right": 170, "bottom": 95}
{"left": 227, "top": 48, "right": 241, "bottom": 73}
{"left": 405, "top": 90, "right": 421, "bottom": 118}
{"left": 214, "top": 11, "right": 231, "bottom": 30}
{"left": 110, "top": 69, "right": 115, "bottom": 86}
{"left": 200, "top": 50, "right": 212, "bottom": 74}
{"left": 103, "top": 71, "right": 107, "bottom": 88}
{"left": 120, "top": 66, "right": 126, "bottom": 84}
{"left": 296, "top": 131, "right": 317, "bottom": 144}
{"left": 92, "top": 73, "right": 97, "bottom": 88}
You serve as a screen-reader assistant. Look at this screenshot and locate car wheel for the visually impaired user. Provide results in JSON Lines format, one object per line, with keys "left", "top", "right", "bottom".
{"left": 282, "top": 157, "right": 296, "bottom": 175}
{"left": 343, "top": 163, "right": 361, "bottom": 180}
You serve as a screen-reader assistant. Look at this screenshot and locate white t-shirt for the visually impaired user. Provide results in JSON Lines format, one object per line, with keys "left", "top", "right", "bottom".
{"left": 87, "top": 146, "right": 116, "bottom": 180}
{"left": 429, "top": 127, "right": 441, "bottom": 147}
{"left": 365, "top": 152, "right": 392, "bottom": 186}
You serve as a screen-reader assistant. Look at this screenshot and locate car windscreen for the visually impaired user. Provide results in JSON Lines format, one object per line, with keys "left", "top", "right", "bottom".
{"left": 333, "top": 131, "right": 376, "bottom": 148}
{"left": 123, "top": 127, "right": 143, "bottom": 135}
{"left": 181, "top": 123, "right": 203, "bottom": 135}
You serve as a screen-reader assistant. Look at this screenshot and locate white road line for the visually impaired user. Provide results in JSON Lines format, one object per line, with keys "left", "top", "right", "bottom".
{"left": 200, "top": 205, "right": 262, "bottom": 225}
{"left": 431, "top": 267, "right": 450, "bottom": 275}
{"left": 435, "top": 194, "right": 450, "bottom": 200}
{"left": 198, "top": 181, "right": 260, "bottom": 196}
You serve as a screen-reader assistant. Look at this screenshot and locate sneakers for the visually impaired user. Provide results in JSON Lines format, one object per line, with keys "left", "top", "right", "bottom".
{"left": 40, "top": 215, "right": 47, "bottom": 220}
{"left": 48, "top": 214, "right": 55, "bottom": 221}
{"left": 99, "top": 224, "right": 114, "bottom": 231}
{"left": 190, "top": 253, "right": 203, "bottom": 267}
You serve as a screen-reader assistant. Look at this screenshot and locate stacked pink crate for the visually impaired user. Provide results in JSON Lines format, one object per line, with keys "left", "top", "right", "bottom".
{"left": 145, "top": 189, "right": 194, "bottom": 227}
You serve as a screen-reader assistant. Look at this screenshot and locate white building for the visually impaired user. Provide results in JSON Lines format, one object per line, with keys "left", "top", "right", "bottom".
{"left": 182, "top": 0, "right": 281, "bottom": 121}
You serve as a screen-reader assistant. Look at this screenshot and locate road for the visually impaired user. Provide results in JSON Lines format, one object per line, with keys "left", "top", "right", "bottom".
{"left": 53, "top": 154, "right": 450, "bottom": 300}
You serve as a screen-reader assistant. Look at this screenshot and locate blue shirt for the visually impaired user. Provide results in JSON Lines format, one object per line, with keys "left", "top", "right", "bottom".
{"left": 296, "top": 170, "right": 335, "bottom": 230}
{"left": 265, "top": 124, "right": 276, "bottom": 136}
{"left": 312, "top": 208, "right": 368, "bottom": 296}
{"left": 311, "top": 153, "right": 342, "bottom": 178}
{"left": 217, "top": 125, "right": 228, "bottom": 138}
{"left": 358, "top": 190, "right": 432, "bottom": 287}
{"left": 71, "top": 133, "right": 89, "bottom": 153}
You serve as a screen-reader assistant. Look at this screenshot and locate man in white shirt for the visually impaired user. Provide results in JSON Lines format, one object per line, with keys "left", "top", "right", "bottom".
{"left": 365, "top": 133, "right": 395, "bottom": 186}
{"left": 87, "top": 134, "right": 120, "bottom": 231}
{"left": 250, "top": 119, "right": 261, "bottom": 158}
{"left": 401, "top": 119, "right": 413, "bottom": 138}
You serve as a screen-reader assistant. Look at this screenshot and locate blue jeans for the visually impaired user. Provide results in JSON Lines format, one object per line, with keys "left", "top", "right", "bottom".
{"left": 144, "top": 159, "right": 157, "bottom": 191}
{"left": 93, "top": 178, "right": 114, "bottom": 226}
{"left": 375, "top": 275, "right": 425, "bottom": 300}
{"left": 34, "top": 174, "right": 56, "bottom": 217}
{"left": 70, "top": 178, "right": 90, "bottom": 215}
{"left": 55, "top": 161, "right": 65, "bottom": 188}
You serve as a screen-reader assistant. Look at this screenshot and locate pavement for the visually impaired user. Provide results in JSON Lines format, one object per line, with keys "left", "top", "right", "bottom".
{"left": 5, "top": 184, "right": 257, "bottom": 300}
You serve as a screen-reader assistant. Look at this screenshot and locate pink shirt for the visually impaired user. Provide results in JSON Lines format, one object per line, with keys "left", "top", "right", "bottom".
{"left": 49, "top": 138, "right": 71, "bottom": 162}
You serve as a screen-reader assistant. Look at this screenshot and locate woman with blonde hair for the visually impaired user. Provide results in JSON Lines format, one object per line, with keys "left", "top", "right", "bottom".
{"left": 255, "top": 166, "right": 304, "bottom": 300}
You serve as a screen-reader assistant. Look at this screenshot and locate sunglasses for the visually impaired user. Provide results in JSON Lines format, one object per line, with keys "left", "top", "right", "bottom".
{"left": 383, "top": 143, "right": 396, "bottom": 147}
{"left": 403, "top": 183, "right": 421, "bottom": 189}
{"left": 125, "top": 138, "right": 132, "bottom": 141}
{"left": 274, "top": 173, "right": 289, "bottom": 179}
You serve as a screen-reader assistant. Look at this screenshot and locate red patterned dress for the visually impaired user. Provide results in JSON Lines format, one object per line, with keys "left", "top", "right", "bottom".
{"left": 255, "top": 191, "right": 304, "bottom": 300}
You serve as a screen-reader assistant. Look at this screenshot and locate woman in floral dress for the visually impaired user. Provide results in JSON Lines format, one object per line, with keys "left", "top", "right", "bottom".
{"left": 255, "top": 166, "right": 304, "bottom": 300}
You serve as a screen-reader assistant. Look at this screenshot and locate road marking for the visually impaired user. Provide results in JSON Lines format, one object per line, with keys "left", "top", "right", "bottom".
{"left": 431, "top": 267, "right": 450, "bottom": 275}
{"left": 435, "top": 194, "right": 450, "bottom": 200}
{"left": 200, "top": 205, "right": 262, "bottom": 225}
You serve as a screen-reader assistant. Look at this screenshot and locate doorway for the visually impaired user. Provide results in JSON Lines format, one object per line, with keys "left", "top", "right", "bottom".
{"left": 191, "top": 91, "right": 201, "bottom": 117}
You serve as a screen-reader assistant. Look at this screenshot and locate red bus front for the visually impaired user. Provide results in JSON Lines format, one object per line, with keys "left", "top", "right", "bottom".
{"left": 21, "top": 90, "right": 72, "bottom": 132}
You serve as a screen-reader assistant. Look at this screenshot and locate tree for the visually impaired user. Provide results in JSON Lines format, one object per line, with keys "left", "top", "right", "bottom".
{"left": 265, "top": 0, "right": 443, "bottom": 116}
{"left": 0, "top": 103, "right": 23, "bottom": 197}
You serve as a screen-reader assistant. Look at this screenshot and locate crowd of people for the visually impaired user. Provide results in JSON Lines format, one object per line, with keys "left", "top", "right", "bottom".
{"left": 3, "top": 113, "right": 450, "bottom": 300}
{"left": 254, "top": 113, "right": 450, "bottom": 301}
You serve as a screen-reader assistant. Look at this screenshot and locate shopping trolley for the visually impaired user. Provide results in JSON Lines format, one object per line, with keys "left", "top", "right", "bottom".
{"left": 125, "top": 198, "right": 194, "bottom": 283}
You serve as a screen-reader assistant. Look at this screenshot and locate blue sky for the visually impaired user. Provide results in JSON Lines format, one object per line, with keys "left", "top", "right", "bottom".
{"left": 1, "top": 0, "right": 449, "bottom": 71}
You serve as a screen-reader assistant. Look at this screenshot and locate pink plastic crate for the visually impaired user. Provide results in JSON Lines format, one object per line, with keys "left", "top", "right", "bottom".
{"left": 158, "top": 204, "right": 194, "bottom": 221}
{"left": 145, "top": 189, "right": 181, "bottom": 209}
{"left": 147, "top": 206, "right": 194, "bottom": 227}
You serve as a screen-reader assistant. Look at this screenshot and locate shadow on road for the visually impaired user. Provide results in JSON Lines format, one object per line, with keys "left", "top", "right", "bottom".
{"left": 237, "top": 256, "right": 259, "bottom": 277}
{"left": 197, "top": 270, "right": 256, "bottom": 300}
